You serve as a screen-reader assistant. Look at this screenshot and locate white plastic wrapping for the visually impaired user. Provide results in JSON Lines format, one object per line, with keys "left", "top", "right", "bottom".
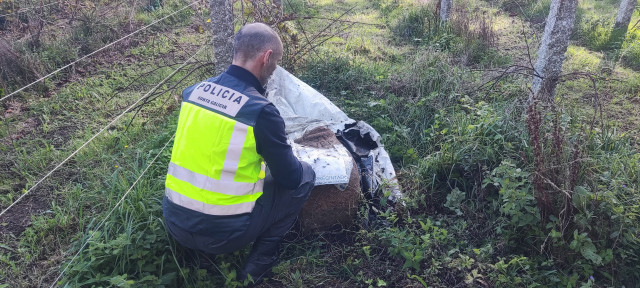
{"left": 266, "top": 66, "right": 403, "bottom": 202}
{"left": 291, "top": 143, "right": 353, "bottom": 186}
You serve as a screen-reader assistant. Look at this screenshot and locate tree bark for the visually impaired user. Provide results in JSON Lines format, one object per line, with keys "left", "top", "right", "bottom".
{"left": 210, "top": 0, "right": 235, "bottom": 74}
{"left": 440, "top": 0, "right": 452, "bottom": 22}
{"left": 610, "top": 0, "right": 637, "bottom": 51}
{"left": 530, "top": 0, "right": 578, "bottom": 102}
{"left": 615, "top": 0, "right": 637, "bottom": 30}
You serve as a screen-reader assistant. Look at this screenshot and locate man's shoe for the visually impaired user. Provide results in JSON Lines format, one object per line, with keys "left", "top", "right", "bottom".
{"left": 187, "top": 250, "right": 217, "bottom": 272}
{"left": 238, "top": 237, "right": 282, "bottom": 284}
{"left": 238, "top": 255, "right": 277, "bottom": 284}
{"left": 197, "top": 254, "right": 217, "bottom": 272}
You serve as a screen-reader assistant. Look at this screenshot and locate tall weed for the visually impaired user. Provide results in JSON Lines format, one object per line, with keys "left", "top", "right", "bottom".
{"left": 389, "top": 3, "right": 505, "bottom": 67}
{"left": 620, "top": 29, "right": 640, "bottom": 70}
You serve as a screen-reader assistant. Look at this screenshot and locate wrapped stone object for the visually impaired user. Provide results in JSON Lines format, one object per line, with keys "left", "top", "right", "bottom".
{"left": 266, "top": 67, "right": 403, "bottom": 232}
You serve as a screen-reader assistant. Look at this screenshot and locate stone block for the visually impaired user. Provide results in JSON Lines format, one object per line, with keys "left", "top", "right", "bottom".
{"left": 295, "top": 126, "right": 361, "bottom": 232}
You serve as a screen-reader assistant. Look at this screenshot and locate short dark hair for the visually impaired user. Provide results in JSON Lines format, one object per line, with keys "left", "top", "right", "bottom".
{"left": 233, "top": 23, "right": 282, "bottom": 61}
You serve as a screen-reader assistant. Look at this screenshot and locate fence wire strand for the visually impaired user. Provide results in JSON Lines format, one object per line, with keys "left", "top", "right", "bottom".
{"left": 0, "top": 1, "right": 62, "bottom": 18}
{"left": 0, "top": 0, "right": 200, "bottom": 103}
{"left": 0, "top": 43, "right": 207, "bottom": 219}
{"left": 48, "top": 132, "right": 176, "bottom": 288}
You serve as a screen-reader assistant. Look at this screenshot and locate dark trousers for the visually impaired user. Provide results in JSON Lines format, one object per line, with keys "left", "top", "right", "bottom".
{"left": 165, "top": 162, "right": 315, "bottom": 255}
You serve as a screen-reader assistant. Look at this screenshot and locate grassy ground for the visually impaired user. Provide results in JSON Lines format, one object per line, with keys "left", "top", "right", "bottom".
{"left": 1, "top": 0, "right": 639, "bottom": 287}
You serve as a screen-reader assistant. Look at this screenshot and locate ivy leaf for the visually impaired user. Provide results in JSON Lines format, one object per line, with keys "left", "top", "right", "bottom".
{"left": 572, "top": 186, "right": 589, "bottom": 207}
{"left": 580, "top": 242, "right": 603, "bottom": 265}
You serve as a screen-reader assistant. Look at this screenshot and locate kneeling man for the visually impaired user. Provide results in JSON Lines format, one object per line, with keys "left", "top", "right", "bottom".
{"left": 163, "top": 22, "right": 315, "bottom": 282}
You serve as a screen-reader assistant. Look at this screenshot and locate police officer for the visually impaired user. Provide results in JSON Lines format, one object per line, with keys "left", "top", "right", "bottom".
{"left": 162, "top": 22, "right": 316, "bottom": 283}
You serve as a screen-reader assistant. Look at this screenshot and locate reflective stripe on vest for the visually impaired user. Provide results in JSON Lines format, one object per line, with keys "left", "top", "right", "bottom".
{"left": 168, "top": 162, "right": 264, "bottom": 196}
{"left": 221, "top": 120, "right": 249, "bottom": 180}
{"left": 165, "top": 101, "right": 265, "bottom": 215}
{"left": 166, "top": 187, "right": 257, "bottom": 216}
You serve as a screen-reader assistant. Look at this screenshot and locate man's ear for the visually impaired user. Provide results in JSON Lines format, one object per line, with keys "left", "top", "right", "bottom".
{"left": 263, "top": 49, "right": 273, "bottom": 65}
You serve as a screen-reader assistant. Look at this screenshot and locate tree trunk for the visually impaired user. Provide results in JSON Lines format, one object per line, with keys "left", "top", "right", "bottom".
{"left": 210, "top": 0, "right": 235, "bottom": 74}
{"left": 530, "top": 0, "right": 578, "bottom": 102}
{"left": 440, "top": 0, "right": 452, "bottom": 22}
{"left": 615, "top": 0, "right": 637, "bottom": 30}
{"left": 610, "top": 0, "right": 637, "bottom": 51}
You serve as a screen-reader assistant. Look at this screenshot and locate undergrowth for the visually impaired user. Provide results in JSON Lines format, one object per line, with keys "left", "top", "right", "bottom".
{"left": 0, "top": 0, "right": 195, "bottom": 97}
{"left": 297, "top": 2, "right": 640, "bottom": 286}
{"left": 1, "top": 0, "right": 639, "bottom": 287}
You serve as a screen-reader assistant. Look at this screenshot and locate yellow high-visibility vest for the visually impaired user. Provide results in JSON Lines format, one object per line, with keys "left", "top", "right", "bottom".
{"left": 165, "top": 79, "right": 268, "bottom": 216}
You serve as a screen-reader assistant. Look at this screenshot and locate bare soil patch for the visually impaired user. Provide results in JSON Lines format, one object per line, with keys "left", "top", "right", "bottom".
{"left": 0, "top": 186, "right": 51, "bottom": 236}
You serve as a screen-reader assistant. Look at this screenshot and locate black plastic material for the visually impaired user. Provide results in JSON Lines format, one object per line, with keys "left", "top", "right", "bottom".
{"left": 336, "top": 121, "right": 380, "bottom": 200}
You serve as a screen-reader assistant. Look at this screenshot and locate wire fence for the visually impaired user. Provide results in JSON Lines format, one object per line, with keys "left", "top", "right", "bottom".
{"left": 0, "top": 0, "right": 200, "bottom": 103}
{"left": 0, "top": 1, "right": 300, "bottom": 286}
{"left": 48, "top": 132, "right": 176, "bottom": 288}
{"left": 0, "top": 43, "right": 207, "bottom": 219}
{"left": 0, "top": 1, "right": 62, "bottom": 18}
{"left": 9, "top": 0, "right": 130, "bottom": 45}
{"left": 0, "top": 1, "right": 210, "bottom": 283}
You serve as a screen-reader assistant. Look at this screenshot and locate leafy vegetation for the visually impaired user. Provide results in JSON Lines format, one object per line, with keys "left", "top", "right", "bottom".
{"left": 1, "top": 0, "right": 639, "bottom": 287}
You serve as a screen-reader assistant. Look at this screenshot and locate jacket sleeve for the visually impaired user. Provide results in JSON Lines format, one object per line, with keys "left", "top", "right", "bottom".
{"left": 254, "top": 104, "right": 303, "bottom": 189}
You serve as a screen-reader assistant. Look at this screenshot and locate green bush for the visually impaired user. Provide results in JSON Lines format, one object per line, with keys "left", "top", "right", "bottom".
{"left": 296, "top": 53, "right": 383, "bottom": 97}
{"left": 620, "top": 30, "right": 640, "bottom": 70}
{"left": 369, "top": 0, "right": 401, "bottom": 22}
{"left": 394, "top": 92, "right": 640, "bottom": 286}
{"left": 575, "top": 16, "right": 615, "bottom": 51}
{"left": 574, "top": 10, "right": 640, "bottom": 69}
{"left": 388, "top": 4, "right": 505, "bottom": 67}
{"left": 578, "top": 127, "right": 640, "bottom": 285}
{"left": 485, "top": 160, "right": 539, "bottom": 235}
{"left": 499, "top": 0, "right": 551, "bottom": 23}
{"left": 389, "top": 4, "right": 461, "bottom": 51}
{"left": 409, "top": 99, "right": 525, "bottom": 208}
{"left": 388, "top": 48, "right": 464, "bottom": 101}
{"left": 390, "top": 5, "right": 438, "bottom": 45}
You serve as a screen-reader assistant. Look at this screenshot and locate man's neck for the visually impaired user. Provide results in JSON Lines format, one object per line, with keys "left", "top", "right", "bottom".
{"left": 231, "top": 61, "right": 263, "bottom": 84}
{"left": 225, "top": 65, "right": 266, "bottom": 95}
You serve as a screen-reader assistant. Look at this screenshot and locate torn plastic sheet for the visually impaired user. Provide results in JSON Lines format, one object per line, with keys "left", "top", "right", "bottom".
{"left": 337, "top": 121, "right": 401, "bottom": 202}
{"left": 291, "top": 142, "right": 353, "bottom": 186}
{"left": 266, "top": 66, "right": 403, "bottom": 203}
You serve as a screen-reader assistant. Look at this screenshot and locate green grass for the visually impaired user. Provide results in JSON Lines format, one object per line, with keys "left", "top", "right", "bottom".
{"left": 0, "top": 2, "right": 212, "bottom": 285}
{"left": 1, "top": 0, "right": 640, "bottom": 287}
{"left": 620, "top": 27, "right": 640, "bottom": 70}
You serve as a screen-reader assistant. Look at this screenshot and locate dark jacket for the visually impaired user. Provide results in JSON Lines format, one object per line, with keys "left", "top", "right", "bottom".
{"left": 163, "top": 65, "right": 303, "bottom": 237}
